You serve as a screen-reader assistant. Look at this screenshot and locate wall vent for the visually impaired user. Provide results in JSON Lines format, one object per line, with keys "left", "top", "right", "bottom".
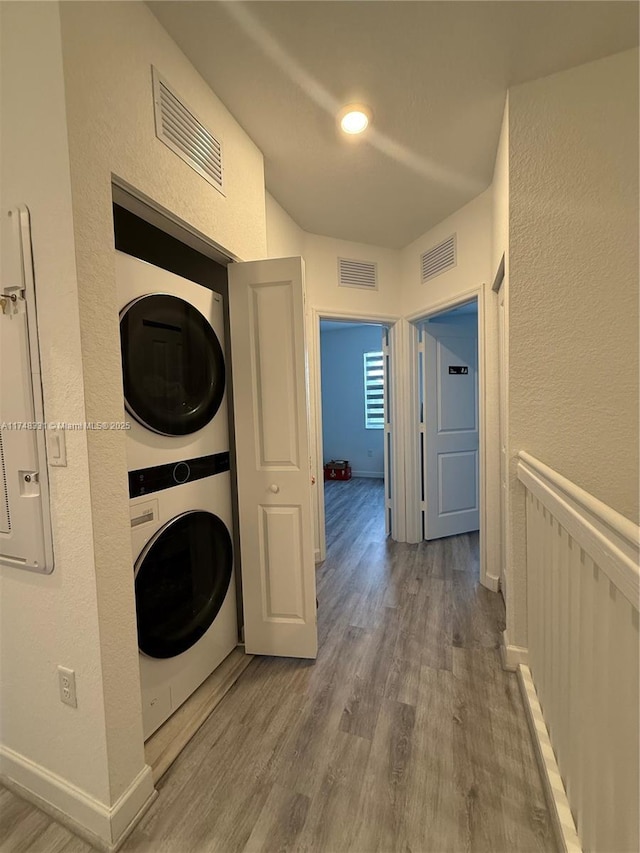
{"left": 421, "top": 234, "right": 456, "bottom": 283}
{"left": 338, "top": 258, "right": 378, "bottom": 290}
{"left": 152, "top": 67, "right": 224, "bottom": 195}
{"left": 0, "top": 432, "right": 11, "bottom": 535}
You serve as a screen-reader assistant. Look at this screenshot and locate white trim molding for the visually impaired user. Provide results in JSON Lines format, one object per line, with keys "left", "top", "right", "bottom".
{"left": 311, "top": 308, "right": 402, "bottom": 554}
{"left": 517, "top": 451, "right": 639, "bottom": 606}
{"left": 0, "top": 746, "right": 156, "bottom": 851}
{"left": 407, "top": 283, "right": 500, "bottom": 592}
{"left": 500, "top": 628, "right": 528, "bottom": 671}
{"left": 517, "top": 451, "right": 639, "bottom": 853}
{"left": 517, "top": 665, "right": 582, "bottom": 853}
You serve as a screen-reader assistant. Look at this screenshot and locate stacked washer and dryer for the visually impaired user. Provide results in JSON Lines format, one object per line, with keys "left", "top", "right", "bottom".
{"left": 116, "top": 251, "right": 237, "bottom": 740}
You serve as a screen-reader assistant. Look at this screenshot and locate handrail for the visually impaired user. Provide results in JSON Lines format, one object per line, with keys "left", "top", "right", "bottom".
{"left": 518, "top": 451, "right": 639, "bottom": 550}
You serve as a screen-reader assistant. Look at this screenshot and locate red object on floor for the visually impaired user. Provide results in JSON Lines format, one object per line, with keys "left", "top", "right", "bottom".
{"left": 324, "top": 460, "right": 352, "bottom": 481}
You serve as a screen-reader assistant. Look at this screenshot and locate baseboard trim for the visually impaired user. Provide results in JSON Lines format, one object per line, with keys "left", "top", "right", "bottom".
{"left": 482, "top": 572, "right": 500, "bottom": 592}
{"left": 0, "top": 746, "right": 156, "bottom": 851}
{"left": 351, "top": 471, "right": 384, "bottom": 479}
{"left": 500, "top": 629, "right": 529, "bottom": 671}
{"left": 517, "top": 665, "right": 582, "bottom": 853}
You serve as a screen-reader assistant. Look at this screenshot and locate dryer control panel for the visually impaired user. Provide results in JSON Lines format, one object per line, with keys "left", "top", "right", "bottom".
{"left": 128, "top": 451, "right": 230, "bottom": 499}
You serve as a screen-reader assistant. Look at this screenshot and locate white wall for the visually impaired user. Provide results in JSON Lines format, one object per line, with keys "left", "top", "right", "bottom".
{"left": 57, "top": 0, "right": 268, "bottom": 812}
{"left": 401, "top": 189, "right": 492, "bottom": 318}
{"left": 1, "top": 0, "right": 267, "bottom": 843}
{"left": 490, "top": 97, "right": 512, "bottom": 621}
{"left": 298, "top": 232, "right": 401, "bottom": 556}
{"left": 303, "top": 233, "right": 401, "bottom": 318}
{"left": 0, "top": 0, "right": 115, "bottom": 808}
{"left": 9, "top": 4, "right": 633, "bottom": 836}
{"left": 265, "top": 192, "right": 305, "bottom": 258}
{"left": 491, "top": 95, "right": 509, "bottom": 277}
{"left": 507, "top": 48, "right": 639, "bottom": 649}
{"left": 400, "top": 188, "right": 501, "bottom": 585}
{"left": 320, "top": 325, "right": 385, "bottom": 478}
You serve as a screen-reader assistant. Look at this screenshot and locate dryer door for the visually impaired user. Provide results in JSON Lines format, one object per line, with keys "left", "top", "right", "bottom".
{"left": 120, "top": 294, "right": 225, "bottom": 435}
{"left": 135, "top": 510, "right": 232, "bottom": 659}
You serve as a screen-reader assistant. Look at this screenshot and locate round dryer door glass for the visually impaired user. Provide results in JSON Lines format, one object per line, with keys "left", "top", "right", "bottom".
{"left": 120, "top": 294, "right": 225, "bottom": 435}
{"left": 135, "top": 510, "right": 233, "bottom": 659}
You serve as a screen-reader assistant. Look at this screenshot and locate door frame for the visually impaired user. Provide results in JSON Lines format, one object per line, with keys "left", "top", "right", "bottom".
{"left": 309, "top": 307, "right": 401, "bottom": 562}
{"left": 407, "top": 284, "right": 500, "bottom": 592}
{"left": 493, "top": 256, "right": 508, "bottom": 600}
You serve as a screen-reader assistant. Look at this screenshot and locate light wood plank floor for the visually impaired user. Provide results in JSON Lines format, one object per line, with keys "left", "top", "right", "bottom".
{"left": 1, "top": 477, "right": 554, "bottom": 852}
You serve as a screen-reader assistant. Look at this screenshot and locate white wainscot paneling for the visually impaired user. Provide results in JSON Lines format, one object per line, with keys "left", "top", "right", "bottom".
{"left": 517, "top": 451, "right": 639, "bottom": 853}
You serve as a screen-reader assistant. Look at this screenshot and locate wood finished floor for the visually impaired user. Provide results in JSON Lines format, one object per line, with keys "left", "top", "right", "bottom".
{"left": 1, "top": 477, "right": 554, "bottom": 853}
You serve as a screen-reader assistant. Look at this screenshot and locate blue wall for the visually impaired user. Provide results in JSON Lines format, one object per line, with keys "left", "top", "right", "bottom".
{"left": 320, "top": 323, "right": 385, "bottom": 478}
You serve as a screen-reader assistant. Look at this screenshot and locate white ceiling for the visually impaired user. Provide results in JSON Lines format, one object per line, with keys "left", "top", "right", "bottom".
{"left": 149, "top": 1, "right": 638, "bottom": 249}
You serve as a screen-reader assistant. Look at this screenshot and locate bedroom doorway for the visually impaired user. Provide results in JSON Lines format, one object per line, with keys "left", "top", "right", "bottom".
{"left": 311, "top": 310, "right": 401, "bottom": 562}
{"left": 319, "top": 320, "right": 387, "bottom": 550}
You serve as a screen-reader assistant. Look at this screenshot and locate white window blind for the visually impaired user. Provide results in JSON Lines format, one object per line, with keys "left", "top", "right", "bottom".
{"left": 364, "top": 351, "right": 384, "bottom": 430}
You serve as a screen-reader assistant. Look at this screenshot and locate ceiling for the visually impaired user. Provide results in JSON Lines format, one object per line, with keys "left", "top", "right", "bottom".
{"left": 149, "top": 1, "right": 638, "bottom": 249}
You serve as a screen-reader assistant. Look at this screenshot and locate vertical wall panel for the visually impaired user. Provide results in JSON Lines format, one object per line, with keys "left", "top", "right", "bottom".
{"left": 519, "top": 455, "right": 639, "bottom": 853}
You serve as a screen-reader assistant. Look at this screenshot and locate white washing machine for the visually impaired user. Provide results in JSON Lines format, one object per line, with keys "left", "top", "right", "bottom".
{"left": 116, "top": 250, "right": 229, "bottom": 473}
{"left": 130, "top": 465, "right": 237, "bottom": 740}
{"left": 117, "top": 249, "right": 237, "bottom": 739}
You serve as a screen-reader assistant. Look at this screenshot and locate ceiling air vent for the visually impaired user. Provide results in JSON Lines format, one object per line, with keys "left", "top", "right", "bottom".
{"left": 152, "top": 67, "right": 224, "bottom": 195}
{"left": 421, "top": 234, "right": 456, "bottom": 283}
{"left": 338, "top": 258, "right": 378, "bottom": 290}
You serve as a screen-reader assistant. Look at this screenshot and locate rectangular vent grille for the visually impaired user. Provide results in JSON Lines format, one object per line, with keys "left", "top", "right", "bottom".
{"left": 421, "top": 234, "right": 456, "bottom": 282}
{"left": 0, "top": 431, "right": 10, "bottom": 534}
{"left": 152, "top": 67, "right": 224, "bottom": 194}
{"left": 338, "top": 258, "right": 378, "bottom": 290}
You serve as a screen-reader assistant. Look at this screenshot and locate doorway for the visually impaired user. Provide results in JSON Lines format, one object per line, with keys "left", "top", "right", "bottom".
{"left": 408, "top": 286, "right": 499, "bottom": 593}
{"left": 311, "top": 310, "right": 402, "bottom": 563}
{"left": 319, "top": 320, "right": 388, "bottom": 547}
{"left": 417, "top": 299, "right": 479, "bottom": 542}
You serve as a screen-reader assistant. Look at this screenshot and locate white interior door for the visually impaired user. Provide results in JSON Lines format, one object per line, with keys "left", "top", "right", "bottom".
{"left": 228, "top": 257, "right": 317, "bottom": 659}
{"left": 382, "top": 327, "right": 392, "bottom": 536}
{"left": 424, "top": 317, "right": 479, "bottom": 539}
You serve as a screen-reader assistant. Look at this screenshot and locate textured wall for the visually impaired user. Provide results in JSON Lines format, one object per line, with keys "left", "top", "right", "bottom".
{"left": 489, "top": 98, "right": 513, "bottom": 622}
{"left": 321, "top": 325, "right": 385, "bottom": 477}
{"left": 57, "top": 0, "right": 267, "bottom": 803}
{"left": 507, "top": 49, "right": 639, "bottom": 650}
{"left": 265, "top": 193, "right": 305, "bottom": 258}
{"left": 509, "top": 49, "right": 639, "bottom": 523}
{"left": 400, "top": 188, "right": 501, "bottom": 583}
{"left": 303, "top": 233, "right": 401, "bottom": 318}
{"left": 0, "top": 2, "right": 112, "bottom": 803}
{"left": 401, "top": 189, "right": 492, "bottom": 318}
{"left": 491, "top": 97, "right": 509, "bottom": 277}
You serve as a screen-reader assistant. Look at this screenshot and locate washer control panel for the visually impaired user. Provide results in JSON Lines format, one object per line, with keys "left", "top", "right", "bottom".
{"left": 129, "top": 451, "right": 230, "bottom": 498}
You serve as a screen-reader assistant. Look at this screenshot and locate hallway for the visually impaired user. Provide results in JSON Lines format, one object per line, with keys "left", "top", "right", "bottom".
{"left": 1, "top": 478, "right": 553, "bottom": 852}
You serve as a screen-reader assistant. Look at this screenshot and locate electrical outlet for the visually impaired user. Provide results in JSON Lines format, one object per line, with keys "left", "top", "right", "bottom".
{"left": 367, "top": 449, "right": 373, "bottom": 457}
{"left": 58, "top": 666, "right": 77, "bottom": 708}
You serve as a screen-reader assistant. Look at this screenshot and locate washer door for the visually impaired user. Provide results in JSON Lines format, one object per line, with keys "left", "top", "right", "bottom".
{"left": 135, "top": 510, "right": 233, "bottom": 659}
{"left": 120, "top": 294, "right": 225, "bottom": 436}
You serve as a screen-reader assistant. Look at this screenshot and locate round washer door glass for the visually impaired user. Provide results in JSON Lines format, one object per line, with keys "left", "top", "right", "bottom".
{"left": 120, "top": 293, "right": 225, "bottom": 436}
{"left": 135, "top": 511, "right": 233, "bottom": 659}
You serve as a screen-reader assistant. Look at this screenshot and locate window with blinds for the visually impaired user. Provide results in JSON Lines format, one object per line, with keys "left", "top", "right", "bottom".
{"left": 363, "top": 351, "right": 385, "bottom": 429}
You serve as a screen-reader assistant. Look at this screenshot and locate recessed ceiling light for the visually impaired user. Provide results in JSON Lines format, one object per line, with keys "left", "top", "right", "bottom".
{"left": 339, "top": 104, "right": 371, "bottom": 135}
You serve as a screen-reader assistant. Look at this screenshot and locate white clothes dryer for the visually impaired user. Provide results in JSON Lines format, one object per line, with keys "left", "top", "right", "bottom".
{"left": 116, "top": 250, "right": 229, "bottom": 473}
{"left": 129, "top": 460, "right": 237, "bottom": 739}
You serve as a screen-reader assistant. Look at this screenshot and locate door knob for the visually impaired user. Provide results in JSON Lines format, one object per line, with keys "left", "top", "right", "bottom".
{"left": 269, "top": 484, "right": 280, "bottom": 494}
